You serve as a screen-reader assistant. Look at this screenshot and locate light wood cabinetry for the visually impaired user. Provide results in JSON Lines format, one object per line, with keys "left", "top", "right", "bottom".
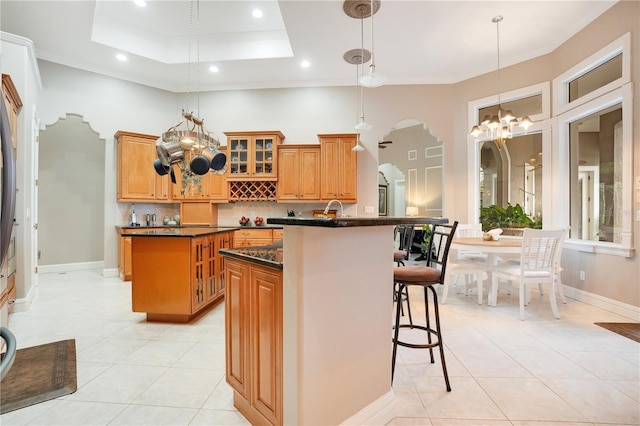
{"left": 180, "top": 201, "right": 218, "bottom": 226}
{"left": 1, "top": 74, "right": 20, "bottom": 315}
{"left": 131, "top": 230, "right": 233, "bottom": 322}
{"left": 118, "top": 229, "right": 134, "bottom": 281}
{"left": 116, "top": 131, "right": 171, "bottom": 202}
{"left": 225, "top": 258, "right": 283, "bottom": 426}
{"left": 318, "top": 134, "right": 358, "bottom": 202}
{"left": 171, "top": 163, "right": 228, "bottom": 201}
{"left": 225, "top": 131, "right": 284, "bottom": 181}
{"left": 2, "top": 74, "right": 22, "bottom": 158}
{"left": 233, "top": 228, "right": 279, "bottom": 248}
{"left": 277, "top": 144, "right": 321, "bottom": 201}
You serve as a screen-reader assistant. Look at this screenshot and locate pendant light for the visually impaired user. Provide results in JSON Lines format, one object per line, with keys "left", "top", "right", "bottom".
{"left": 469, "top": 15, "right": 532, "bottom": 150}
{"left": 359, "top": 0, "right": 386, "bottom": 87}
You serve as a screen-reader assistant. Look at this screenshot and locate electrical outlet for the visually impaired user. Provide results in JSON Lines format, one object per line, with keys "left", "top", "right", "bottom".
{"left": 579, "top": 270, "right": 585, "bottom": 280}
{"left": 365, "top": 206, "right": 374, "bottom": 214}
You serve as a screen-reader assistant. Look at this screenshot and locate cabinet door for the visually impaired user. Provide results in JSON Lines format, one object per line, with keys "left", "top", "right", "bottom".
{"left": 337, "top": 137, "right": 357, "bottom": 201}
{"left": 117, "top": 133, "right": 157, "bottom": 201}
{"left": 276, "top": 148, "right": 300, "bottom": 200}
{"left": 225, "top": 259, "right": 250, "bottom": 398}
{"left": 253, "top": 136, "right": 277, "bottom": 178}
{"left": 250, "top": 266, "right": 283, "bottom": 425}
{"left": 205, "top": 235, "right": 218, "bottom": 302}
{"left": 228, "top": 136, "right": 250, "bottom": 177}
{"left": 319, "top": 134, "right": 357, "bottom": 202}
{"left": 191, "top": 237, "right": 208, "bottom": 313}
{"left": 172, "top": 164, "right": 210, "bottom": 199}
{"left": 320, "top": 137, "right": 340, "bottom": 200}
{"left": 216, "top": 232, "right": 231, "bottom": 294}
{"left": 207, "top": 172, "right": 229, "bottom": 200}
{"left": 299, "top": 147, "right": 321, "bottom": 200}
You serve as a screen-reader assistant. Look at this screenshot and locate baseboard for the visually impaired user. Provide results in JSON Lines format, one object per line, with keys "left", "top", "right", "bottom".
{"left": 340, "top": 390, "right": 395, "bottom": 426}
{"left": 562, "top": 285, "right": 640, "bottom": 321}
{"left": 38, "top": 261, "right": 104, "bottom": 274}
{"left": 102, "top": 268, "right": 119, "bottom": 278}
{"left": 10, "top": 282, "right": 37, "bottom": 313}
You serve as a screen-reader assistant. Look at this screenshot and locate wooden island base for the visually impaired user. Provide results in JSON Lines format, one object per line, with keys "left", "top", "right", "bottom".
{"left": 129, "top": 229, "right": 234, "bottom": 322}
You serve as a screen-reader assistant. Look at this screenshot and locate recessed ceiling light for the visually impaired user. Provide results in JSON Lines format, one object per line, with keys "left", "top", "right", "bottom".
{"left": 252, "top": 9, "right": 263, "bottom": 18}
{"left": 116, "top": 54, "right": 128, "bottom": 62}
{"left": 300, "top": 60, "right": 310, "bottom": 68}
{"left": 133, "top": 0, "right": 146, "bottom": 7}
{"left": 209, "top": 65, "right": 219, "bottom": 73}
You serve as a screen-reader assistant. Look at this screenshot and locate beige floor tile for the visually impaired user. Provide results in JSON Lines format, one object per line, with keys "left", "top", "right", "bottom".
{"left": 109, "top": 404, "right": 198, "bottom": 425}
{"left": 133, "top": 367, "right": 223, "bottom": 408}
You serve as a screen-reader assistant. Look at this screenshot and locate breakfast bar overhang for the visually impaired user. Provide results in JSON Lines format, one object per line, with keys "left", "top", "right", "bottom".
{"left": 222, "top": 216, "right": 447, "bottom": 425}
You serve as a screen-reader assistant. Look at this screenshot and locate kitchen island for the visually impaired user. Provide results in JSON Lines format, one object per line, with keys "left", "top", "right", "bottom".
{"left": 220, "top": 216, "right": 447, "bottom": 426}
{"left": 128, "top": 227, "right": 235, "bottom": 322}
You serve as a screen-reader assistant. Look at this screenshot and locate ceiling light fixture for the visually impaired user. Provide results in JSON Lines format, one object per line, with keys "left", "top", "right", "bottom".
{"left": 300, "top": 60, "right": 311, "bottom": 68}
{"left": 469, "top": 16, "right": 532, "bottom": 150}
{"left": 116, "top": 53, "right": 127, "bottom": 62}
{"left": 209, "top": 65, "right": 219, "bottom": 73}
{"left": 155, "top": 0, "right": 227, "bottom": 184}
{"left": 358, "top": 0, "right": 386, "bottom": 88}
{"left": 133, "top": 0, "right": 146, "bottom": 7}
{"left": 252, "top": 9, "right": 263, "bottom": 18}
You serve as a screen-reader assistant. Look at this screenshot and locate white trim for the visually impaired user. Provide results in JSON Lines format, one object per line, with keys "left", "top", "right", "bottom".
{"left": 562, "top": 285, "right": 640, "bottom": 322}
{"left": 38, "top": 261, "right": 104, "bottom": 274}
{"left": 340, "top": 390, "right": 395, "bottom": 426}
{"left": 408, "top": 150, "right": 417, "bottom": 161}
{"left": 102, "top": 267, "right": 119, "bottom": 278}
{"left": 467, "top": 82, "right": 550, "bottom": 224}
{"left": 553, "top": 33, "right": 630, "bottom": 115}
{"left": 554, "top": 83, "right": 634, "bottom": 256}
{"left": 9, "top": 282, "right": 37, "bottom": 313}
{"left": 0, "top": 31, "right": 43, "bottom": 90}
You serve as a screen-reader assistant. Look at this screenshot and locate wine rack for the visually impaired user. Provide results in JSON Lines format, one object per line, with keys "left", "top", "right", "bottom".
{"left": 229, "top": 181, "right": 277, "bottom": 201}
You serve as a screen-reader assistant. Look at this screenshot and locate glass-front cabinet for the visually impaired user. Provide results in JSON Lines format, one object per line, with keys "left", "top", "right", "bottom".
{"left": 224, "top": 131, "right": 284, "bottom": 180}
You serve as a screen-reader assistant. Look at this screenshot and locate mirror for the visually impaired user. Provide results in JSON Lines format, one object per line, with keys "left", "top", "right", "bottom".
{"left": 378, "top": 120, "right": 443, "bottom": 217}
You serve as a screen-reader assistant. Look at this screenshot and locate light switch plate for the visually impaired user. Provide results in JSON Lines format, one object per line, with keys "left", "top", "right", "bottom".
{"left": 365, "top": 206, "right": 374, "bottom": 214}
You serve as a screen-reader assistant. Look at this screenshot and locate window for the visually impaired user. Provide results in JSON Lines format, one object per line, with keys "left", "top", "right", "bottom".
{"left": 467, "top": 82, "right": 550, "bottom": 224}
{"left": 553, "top": 33, "right": 633, "bottom": 257}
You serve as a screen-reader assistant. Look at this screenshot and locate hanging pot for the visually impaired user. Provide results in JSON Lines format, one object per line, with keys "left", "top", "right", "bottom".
{"left": 189, "top": 149, "right": 212, "bottom": 175}
{"left": 209, "top": 147, "right": 227, "bottom": 172}
{"left": 156, "top": 140, "right": 183, "bottom": 166}
{"left": 153, "top": 159, "right": 169, "bottom": 176}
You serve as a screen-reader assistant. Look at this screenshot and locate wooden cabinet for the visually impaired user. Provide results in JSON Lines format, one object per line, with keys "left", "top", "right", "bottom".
{"left": 171, "top": 166, "right": 227, "bottom": 201}
{"left": 116, "top": 131, "right": 171, "bottom": 202}
{"left": 233, "top": 228, "right": 279, "bottom": 248}
{"left": 2, "top": 74, "right": 22, "bottom": 159}
{"left": 225, "top": 131, "right": 284, "bottom": 180}
{"left": 225, "top": 258, "right": 283, "bottom": 426}
{"left": 215, "top": 232, "right": 232, "bottom": 294}
{"left": 277, "top": 145, "right": 321, "bottom": 201}
{"left": 118, "top": 229, "right": 133, "bottom": 281}
{"left": 180, "top": 201, "right": 218, "bottom": 226}
{"left": 318, "top": 134, "right": 358, "bottom": 202}
{"left": 131, "top": 231, "right": 233, "bottom": 322}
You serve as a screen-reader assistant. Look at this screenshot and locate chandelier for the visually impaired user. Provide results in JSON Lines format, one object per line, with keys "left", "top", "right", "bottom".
{"left": 469, "top": 16, "right": 532, "bottom": 150}
{"left": 153, "top": 0, "right": 227, "bottom": 182}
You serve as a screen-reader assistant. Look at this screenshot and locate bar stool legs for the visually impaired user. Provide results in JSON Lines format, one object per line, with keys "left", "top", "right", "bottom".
{"left": 391, "top": 282, "right": 451, "bottom": 392}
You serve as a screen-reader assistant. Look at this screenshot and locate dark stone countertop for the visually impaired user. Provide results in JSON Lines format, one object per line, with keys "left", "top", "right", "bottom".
{"left": 118, "top": 225, "right": 282, "bottom": 230}
{"left": 219, "top": 240, "right": 283, "bottom": 270}
{"left": 266, "top": 216, "right": 449, "bottom": 227}
{"left": 124, "top": 227, "right": 237, "bottom": 237}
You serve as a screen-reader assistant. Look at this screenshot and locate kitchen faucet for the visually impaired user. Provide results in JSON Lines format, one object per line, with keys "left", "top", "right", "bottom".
{"left": 323, "top": 199, "right": 344, "bottom": 217}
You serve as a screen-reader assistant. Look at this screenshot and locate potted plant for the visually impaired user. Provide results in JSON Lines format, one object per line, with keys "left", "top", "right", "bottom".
{"left": 479, "top": 203, "right": 541, "bottom": 235}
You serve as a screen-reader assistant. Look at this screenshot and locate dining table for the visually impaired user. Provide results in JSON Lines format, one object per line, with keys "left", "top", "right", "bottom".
{"left": 450, "top": 236, "right": 523, "bottom": 306}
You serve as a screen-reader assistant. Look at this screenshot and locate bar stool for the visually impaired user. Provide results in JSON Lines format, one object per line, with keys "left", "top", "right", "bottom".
{"left": 391, "top": 221, "right": 458, "bottom": 392}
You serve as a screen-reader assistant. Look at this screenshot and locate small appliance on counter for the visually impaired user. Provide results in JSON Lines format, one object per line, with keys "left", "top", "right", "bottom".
{"left": 130, "top": 204, "right": 140, "bottom": 226}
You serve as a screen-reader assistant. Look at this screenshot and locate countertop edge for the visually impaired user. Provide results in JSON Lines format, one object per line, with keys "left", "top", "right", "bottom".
{"left": 266, "top": 216, "right": 449, "bottom": 227}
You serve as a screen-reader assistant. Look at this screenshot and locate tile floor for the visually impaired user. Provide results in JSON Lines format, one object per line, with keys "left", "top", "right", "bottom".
{"left": 1, "top": 268, "right": 639, "bottom": 425}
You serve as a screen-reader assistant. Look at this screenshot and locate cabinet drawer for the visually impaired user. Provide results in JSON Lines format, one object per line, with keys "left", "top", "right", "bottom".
{"left": 272, "top": 229, "right": 283, "bottom": 240}
{"left": 235, "top": 228, "right": 273, "bottom": 239}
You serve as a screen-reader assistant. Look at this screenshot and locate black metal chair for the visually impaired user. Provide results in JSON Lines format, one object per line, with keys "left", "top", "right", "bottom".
{"left": 393, "top": 225, "right": 415, "bottom": 325}
{"left": 391, "top": 221, "right": 458, "bottom": 391}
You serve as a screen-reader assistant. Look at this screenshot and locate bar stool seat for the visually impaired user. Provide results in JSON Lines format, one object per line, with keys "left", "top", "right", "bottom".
{"left": 392, "top": 221, "right": 458, "bottom": 392}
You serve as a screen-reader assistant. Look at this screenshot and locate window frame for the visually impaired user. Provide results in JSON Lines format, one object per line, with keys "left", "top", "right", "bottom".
{"left": 467, "top": 82, "right": 551, "bottom": 223}
{"left": 551, "top": 32, "right": 633, "bottom": 257}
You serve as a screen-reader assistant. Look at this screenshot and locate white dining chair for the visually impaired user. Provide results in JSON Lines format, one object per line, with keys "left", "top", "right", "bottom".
{"left": 490, "top": 228, "right": 567, "bottom": 320}
{"left": 442, "top": 224, "right": 489, "bottom": 304}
